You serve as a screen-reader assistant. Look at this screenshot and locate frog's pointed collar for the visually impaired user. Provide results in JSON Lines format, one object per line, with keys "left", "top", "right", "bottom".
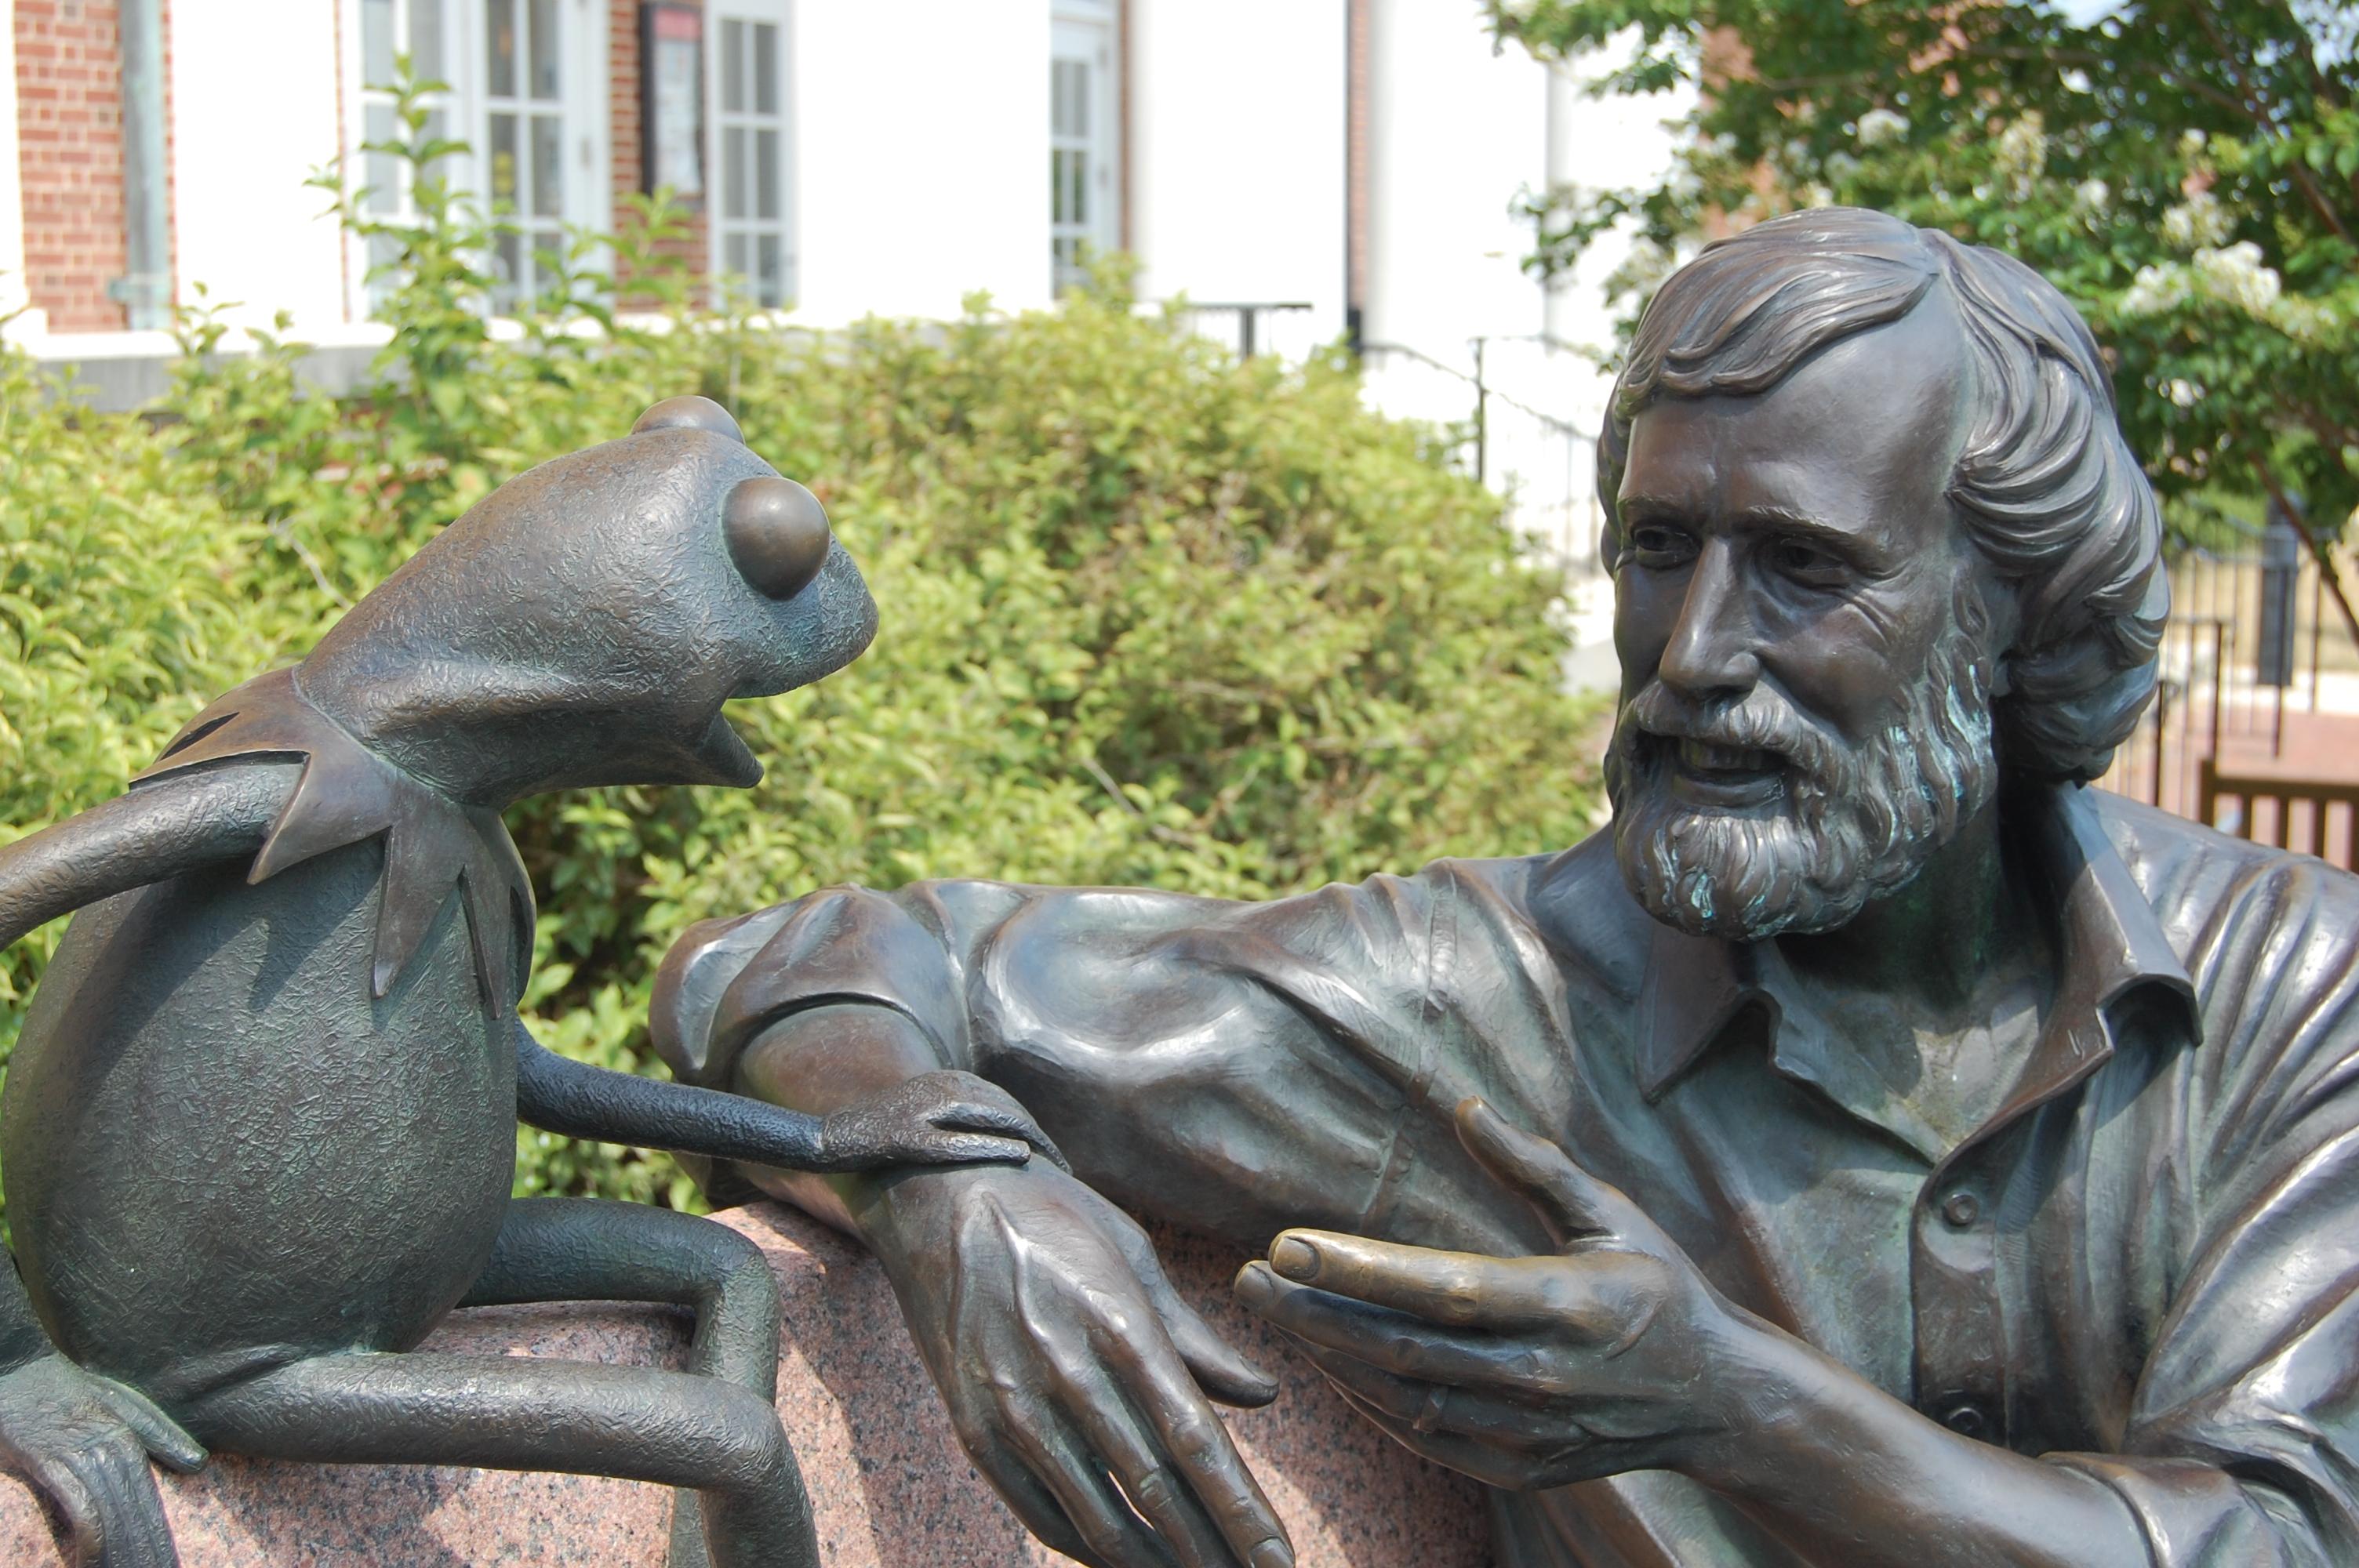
{"left": 133, "top": 667, "right": 534, "bottom": 1011}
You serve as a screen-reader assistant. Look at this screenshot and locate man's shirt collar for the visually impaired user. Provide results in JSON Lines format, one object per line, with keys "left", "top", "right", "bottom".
{"left": 1633, "top": 785, "right": 2203, "bottom": 1133}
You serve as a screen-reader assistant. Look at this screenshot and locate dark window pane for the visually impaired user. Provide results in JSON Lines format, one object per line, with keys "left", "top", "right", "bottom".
{"left": 362, "top": 0, "right": 395, "bottom": 86}
{"left": 755, "top": 129, "right": 780, "bottom": 220}
{"left": 1051, "top": 60, "right": 1071, "bottom": 136}
{"left": 422, "top": 107, "right": 449, "bottom": 166}
{"left": 364, "top": 103, "right": 400, "bottom": 212}
{"left": 529, "top": 0, "right": 560, "bottom": 100}
{"left": 495, "top": 230, "right": 522, "bottom": 286}
{"left": 724, "top": 126, "right": 747, "bottom": 220}
{"left": 722, "top": 20, "right": 746, "bottom": 112}
{"left": 725, "top": 231, "right": 750, "bottom": 280}
{"left": 1070, "top": 62, "right": 1089, "bottom": 138}
{"left": 531, "top": 114, "right": 562, "bottom": 216}
{"left": 756, "top": 234, "right": 783, "bottom": 306}
{"left": 409, "top": 0, "right": 445, "bottom": 81}
{"left": 753, "top": 23, "right": 779, "bottom": 115}
{"left": 489, "top": 111, "right": 519, "bottom": 208}
{"left": 486, "top": 0, "right": 516, "bottom": 97}
{"left": 1071, "top": 151, "right": 1086, "bottom": 225}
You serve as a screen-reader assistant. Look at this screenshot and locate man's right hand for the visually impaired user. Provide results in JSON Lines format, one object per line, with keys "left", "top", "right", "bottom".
{"left": 855, "top": 1160, "right": 1296, "bottom": 1568}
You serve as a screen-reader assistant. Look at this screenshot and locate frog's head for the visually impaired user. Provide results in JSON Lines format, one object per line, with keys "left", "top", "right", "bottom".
{"left": 296, "top": 397, "right": 878, "bottom": 806}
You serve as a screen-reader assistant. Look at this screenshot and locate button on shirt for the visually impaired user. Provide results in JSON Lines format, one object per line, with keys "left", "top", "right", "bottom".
{"left": 656, "top": 786, "right": 2359, "bottom": 1566}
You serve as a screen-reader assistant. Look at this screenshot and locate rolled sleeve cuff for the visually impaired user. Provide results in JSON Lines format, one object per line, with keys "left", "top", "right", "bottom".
{"left": 2046, "top": 1452, "right": 2321, "bottom": 1568}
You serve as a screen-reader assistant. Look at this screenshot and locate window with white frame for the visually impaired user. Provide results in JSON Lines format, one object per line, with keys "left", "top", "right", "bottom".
{"left": 354, "top": 0, "right": 460, "bottom": 312}
{"left": 707, "top": 2, "right": 794, "bottom": 309}
{"left": 1051, "top": 0, "right": 1119, "bottom": 295}
{"left": 343, "top": 0, "right": 606, "bottom": 319}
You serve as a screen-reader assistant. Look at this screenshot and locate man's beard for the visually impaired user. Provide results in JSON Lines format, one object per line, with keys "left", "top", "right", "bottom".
{"left": 1603, "top": 596, "right": 1999, "bottom": 942}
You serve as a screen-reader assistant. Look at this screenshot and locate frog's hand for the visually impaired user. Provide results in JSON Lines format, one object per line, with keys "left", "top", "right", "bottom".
{"left": 0, "top": 764, "right": 298, "bottom": 953}
{"left": 813, "top": 1070, "right": 1070, "bottom": 1174}
{"left": 513, "top": 1022, "right": 1064, "bottom": 1173}
{"left": 0, "top": 1354, "right": 203, "bottom": 1568}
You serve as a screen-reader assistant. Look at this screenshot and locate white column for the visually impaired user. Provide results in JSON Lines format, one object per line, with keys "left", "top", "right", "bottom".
{"left": 1125, "top": 0, "right": 1347, "bottom": 354}
{"left": 167, "top": 0, "right": 348, "bottom": 332}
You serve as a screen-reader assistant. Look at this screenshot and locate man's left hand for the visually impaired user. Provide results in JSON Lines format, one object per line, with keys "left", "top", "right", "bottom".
{"left": 1233, "top": 1098, "right": 1768, "bottom": 1492}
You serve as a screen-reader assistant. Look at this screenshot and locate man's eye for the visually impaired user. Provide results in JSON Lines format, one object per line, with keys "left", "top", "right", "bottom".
{"left": 1627, "top": 525, "right": 1696, "bottom": 568}
{"left": 1768, "top": 539, "right": 1848, "bottom": 586}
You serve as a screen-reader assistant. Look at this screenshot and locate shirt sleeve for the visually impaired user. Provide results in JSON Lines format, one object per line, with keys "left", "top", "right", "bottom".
{"left": 655, "top": 862, "right": 1577, "bottom": 1255}
{"left": 2048, "top": 852, "right": 2359, "bottom": 1568}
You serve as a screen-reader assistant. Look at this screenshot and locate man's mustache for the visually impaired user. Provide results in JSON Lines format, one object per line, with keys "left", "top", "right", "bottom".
{"left": 1619, "top": 681, "right": 1843, "bottom": 783}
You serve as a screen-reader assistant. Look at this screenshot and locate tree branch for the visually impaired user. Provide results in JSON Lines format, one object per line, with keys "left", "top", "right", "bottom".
{"left": 2190, "top": 0, "right": 2358, "bottom": 245}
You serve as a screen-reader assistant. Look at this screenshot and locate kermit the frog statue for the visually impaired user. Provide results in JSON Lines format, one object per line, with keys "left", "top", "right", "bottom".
{"left": 0, "top": 397, "right": 1058, "bottom": 1568}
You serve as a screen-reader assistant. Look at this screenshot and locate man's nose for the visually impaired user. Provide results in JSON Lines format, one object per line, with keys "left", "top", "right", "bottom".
{"left": 1657, "top": 539, "right": 1761, "bottom": 698}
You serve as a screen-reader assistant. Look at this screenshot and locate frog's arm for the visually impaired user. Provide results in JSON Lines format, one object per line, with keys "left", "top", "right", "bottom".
{"left": 511, "top": 1018, "right": 1067, "bottom": 1174}
{"left": 0, "top": 763, "right": 300, "bottom": 953}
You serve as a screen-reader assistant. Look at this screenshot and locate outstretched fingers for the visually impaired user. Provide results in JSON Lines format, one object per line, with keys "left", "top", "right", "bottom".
{"left": 1236, "top": 1263, "right": 1568, "bottom": 1385}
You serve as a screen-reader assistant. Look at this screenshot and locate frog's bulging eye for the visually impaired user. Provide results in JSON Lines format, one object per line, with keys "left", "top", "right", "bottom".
{"left": 632, "top": 395, "right": 745, "bottom": 444}
{"left": 724, "top": 476, "right": 833, "bottom": 600}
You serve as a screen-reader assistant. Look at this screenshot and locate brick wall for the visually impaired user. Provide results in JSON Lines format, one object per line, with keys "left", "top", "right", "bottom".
{"left": 16, "top": 0, "right": 125, "bottom": 330}
{"left": 12, "top": 0, "right": 174, "bottom": 333}
{"left": 610, "top": 0, "right": 707, "bottom": 303}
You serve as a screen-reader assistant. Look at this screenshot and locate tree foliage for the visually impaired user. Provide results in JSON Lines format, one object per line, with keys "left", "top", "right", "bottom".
{"left": 1, "top": 85, "right": 1604, "bottom": 1212}
{"left": 1491, "top": 0, "right": 2359, "bottom": 550}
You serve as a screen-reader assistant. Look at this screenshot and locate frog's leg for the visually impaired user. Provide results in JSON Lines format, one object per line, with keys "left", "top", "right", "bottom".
{"left": 456, "top": 1197, "right": 789, "bottom": 1568}
{"left": 177, "top": 1343, "right": 814, "bottom": 1568}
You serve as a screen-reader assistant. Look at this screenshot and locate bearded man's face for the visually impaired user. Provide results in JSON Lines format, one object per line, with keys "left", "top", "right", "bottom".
{"left": 1605, "top": 593, "right": 1997, "bottom": 939}
{"left": 1605, "top": 300, "right": 2006, "bottom": 942}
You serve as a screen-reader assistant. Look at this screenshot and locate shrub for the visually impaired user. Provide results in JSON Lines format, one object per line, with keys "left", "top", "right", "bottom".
{"left": 2, "top": 100, "right": 1604, "bottom": 1213}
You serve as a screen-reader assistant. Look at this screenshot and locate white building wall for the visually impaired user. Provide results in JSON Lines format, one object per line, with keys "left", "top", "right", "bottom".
{"left": 1362, "top": 0, "right": 1550, "bottom": 376}
{"left": 167, "top": 0, "right": 348, "bottom": 335}
{"left": 1127, "top": 0, "right": 1347, "bottom": 357}
{"left": 792, "top": 0, "right": 1052, "bottom": 325}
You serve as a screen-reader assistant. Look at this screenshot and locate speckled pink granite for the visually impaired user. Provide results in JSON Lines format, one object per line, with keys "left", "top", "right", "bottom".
{"left": 0, "top": 1203, "right": 1492, "bottom": 1566}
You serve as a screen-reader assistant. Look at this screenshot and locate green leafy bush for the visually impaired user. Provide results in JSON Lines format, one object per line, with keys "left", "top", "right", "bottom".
{"left": 2, "top": 94, "right": 1604, "bottom": 1213}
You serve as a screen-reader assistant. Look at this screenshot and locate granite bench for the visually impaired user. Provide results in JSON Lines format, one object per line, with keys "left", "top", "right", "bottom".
{"left": 1, "top": 1203, "right": 1492, "bottom": 1566}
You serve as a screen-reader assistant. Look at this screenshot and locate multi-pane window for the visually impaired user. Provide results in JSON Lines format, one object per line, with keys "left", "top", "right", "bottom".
{"left": 356, "top": 0, "right": 457, "bottom": 310}
{"left": 1051, "top": 3, "right": 1118, "bottom": 295}
{"left": 484, "top": 0, "right": 569, "bottom": 308}
{"left": 346, "top": 0, "right": 598, "bottom": 321}
{"left": 710, "top": 5, "right": 793, "bottom": 308}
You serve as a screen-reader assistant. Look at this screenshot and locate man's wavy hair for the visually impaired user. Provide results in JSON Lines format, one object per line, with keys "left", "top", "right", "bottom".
{"left": 1598, "top": 207, "right": 2168, "bottom": 782}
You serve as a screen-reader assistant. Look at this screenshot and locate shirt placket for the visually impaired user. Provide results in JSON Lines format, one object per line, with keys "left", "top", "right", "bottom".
{"left": 1910, "top": 1128, "right": 2012, "bottom": 1443}
{"left": 1909, "top": 1023, "right": 2111, "bottom": 1447}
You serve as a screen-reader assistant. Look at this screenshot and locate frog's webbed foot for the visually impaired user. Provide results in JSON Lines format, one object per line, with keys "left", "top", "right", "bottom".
{"left": 813, "top": 1069, "right": 1069, "bottom": 1173}
{"left": 0, "top": 1355, "right": 205, "bottom": 1568}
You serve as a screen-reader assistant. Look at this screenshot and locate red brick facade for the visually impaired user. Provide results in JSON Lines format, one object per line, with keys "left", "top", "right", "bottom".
{"left": 12, "top": 0, "right": 175, "bottom": 332}
{"left": 15, "top": 0, "right": 126, "bottom": 330}
{"left": 610, "top": 0, "right": 707, "bottom": 302}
